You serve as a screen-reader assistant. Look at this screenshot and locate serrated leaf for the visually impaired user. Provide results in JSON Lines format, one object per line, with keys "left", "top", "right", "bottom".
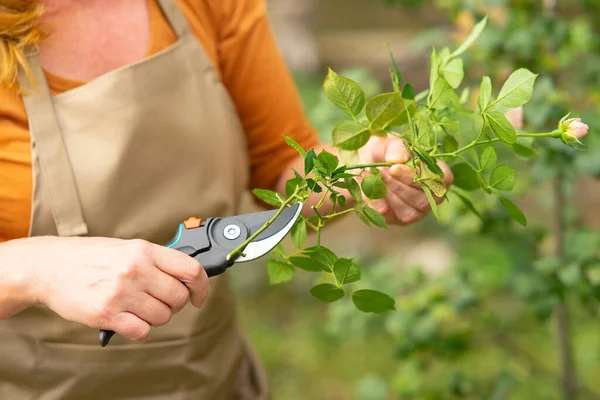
{"left": 352, "top": 289, "right": 396, "bottom": 313}
{"left": 334, "top": 258, "right": 362, "bottom": 285}
{"left": 285, "top": 177, "right": 303, "bottom": 198}
{"left": 430, "top": 78, "right": 455, "bottom": 110}
{"left": 450, "top": 16, "right": 488, "bottom": 58}
{"left": 335, "top": 178, "right": 362, "bottom": 203}
{"left": 311, "top": 283, "right": 345, "bottom": 303}
{"left": 413, "top": 147, "right": 444, "bottom": 177}
{"left": 252, "top": 189, "right": 282, "bottom": 206}
{"left": 338, "top": 195, "right": 346, "bottom": 208}
{"left": 363, "top": 206, "right": 387, "bottom": 229}
{"left": 440, "top": 116, "right": 460, "bottom": 132}
{"left": 289, "top": 256, "right": 321, "bottom": 272}
{"left": 495, "top": 68, "right": 538, "bottom": 108}
{"left": 479, "top": 147, "right": 497, "bottom": 171}
{"left": 291, "top": 218, "right": 307, "bottom": 249}
{"left": 430, "top": 48, "right": 441, "bottom": 89}
{"left": 303, "top": 245, "right": 338, "bottom": 272}
{"left": 356, "top": 209, "right": 372, "bottom": 227}
{"left": 486, "top": 111, "right": 517, "bottom": 144}
{"left": 361, "top": 175, "right": 388, "bottom": 200}
{"left": 366, "top": 93, "right": 412, "bottom": 129}
{"left": 283, "top": 136, "right": 307, "bottom": 157}
{"left": 455, "top": 192, "right": 484, "bottom": 220}
{"left": 489, "top": 165, "right": 515, "bottom": 191}
{"left": 304, "top": 149, "right": 317, "bottom": 175}
{"left": 499, "top": 196, "right": 527, "bottom": 226}
{"left": 388, "top": 47, "right": 403, "bottom": 92}
{"left": 478, "top": 76, "right": 492, "bottom": 111}
{"left": 332, "top": 120, "right": 371, "bottom": 150}
{"left": 323, "top": 68, "right": 365, "bottom": 117}
{"left": 451, "top": 163, "right": 480, "bottom": 191}
{"left": 418, "top": 165, "right": 448, "bottom": 197}
{"left": 442, "top": 134, "right": 458, "bottom": 153}
{"left": 512, "top": 143, "right": 537, "bottom": 158}
{"left": 317, "top": 150, "right": 339, "bottom": 175}
{"left": 267, "top": 260, "right": 295, "bottom": 285}
{"left": 442, "top": 58, "right": 464, "bottom": 89}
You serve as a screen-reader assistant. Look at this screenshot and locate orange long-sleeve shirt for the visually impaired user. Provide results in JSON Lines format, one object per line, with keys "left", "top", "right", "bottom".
{"left": 0, "top": 0, "right": 318, "bottom": 242}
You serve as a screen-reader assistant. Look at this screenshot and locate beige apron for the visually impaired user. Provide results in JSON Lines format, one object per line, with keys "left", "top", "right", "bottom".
{"left": 0, "top": 0, "right": 269, "bottom": 398}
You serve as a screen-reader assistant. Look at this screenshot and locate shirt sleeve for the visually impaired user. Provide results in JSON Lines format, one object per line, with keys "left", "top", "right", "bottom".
{"left": 208, "top": 0, "right": 320, "bottom": 191}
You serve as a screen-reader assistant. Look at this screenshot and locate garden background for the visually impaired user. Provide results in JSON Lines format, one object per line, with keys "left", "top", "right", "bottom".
{"left": 230, "top": 1, "right": 600, "bottom": 399}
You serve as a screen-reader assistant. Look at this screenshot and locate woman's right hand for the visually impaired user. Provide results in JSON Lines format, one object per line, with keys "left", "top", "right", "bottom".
{"left": 0, "top": 236, "right": 210, "bottom": 341}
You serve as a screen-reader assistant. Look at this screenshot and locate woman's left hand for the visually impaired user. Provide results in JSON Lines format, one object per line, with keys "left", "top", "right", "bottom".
{"left": 358, "top": 135, "right": 454, "bottom": 225}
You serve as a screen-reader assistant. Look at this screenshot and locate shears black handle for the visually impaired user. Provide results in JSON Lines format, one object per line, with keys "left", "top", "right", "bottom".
{"left": 99, "top": 216, "right": 251, "bottom": 347}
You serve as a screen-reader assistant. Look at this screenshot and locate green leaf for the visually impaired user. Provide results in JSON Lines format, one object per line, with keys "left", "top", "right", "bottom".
{"left": 304, "top": 149, "right": 317, "bottom": 175}
{"left": 479, "top": 147, "right": 497, "bottom": 172}
{"left": 291, "top": 218, "right": 307, "bottom": 249}
{"left": 512, "top": 143, "right": 537, "bottom": 159}
{"left": 317, "top": 150, "right": 339, "bottom": 175}
{"left": 402, "top": 83, "right": 415, "bottom": 100}
{"left": 252, "top": 189, "right": 282, "bottom": 206}
{"left": 361, "top": 175, "right": 388, "bottom": 200}
{"left": 489, "top": 165, "right": 515, "bottom": 191}
{"left": 430, "top": 78, "right": 455, "bottom": 110}
{"left": 486, "top": 111, "right": 517, "bottom": 144}
{"left": 420, "top": 184, "right": 440, "bottom": 221}
{"left": 352, "top": 289, "right": 396, "bottom": 313}
{"left": 494, "top": 68, "right": 538, "bottom": 108}
{"left": 332, "top": 120, "right": 371, "bottom": 150}
{"left": 303, "top": 245, "right": 338, "bottom": 272}
{"left": 311, "top": 283, "right": 345, "bottom": 303}
{"left": 356, "top": 209, "right": 371, "bottom": 227}
{"left": 454, "top": 192, "right": 483, "bottom": 220}
{"left": 334, "top": 258, "right": 362, "bottom": 285}
{"left": 338, "top": 195, "right": 346, "bottom": 208}
{"left": 417, "top": 165, "right": 448, "bottom": 197}
{"left": 442, "top": 134, "right": 458, "bottom": 153}
{"left": 451, "top": 163, "right": 480, "bottom": 191}
{"left": 289, "top": 256, "right": 321, "bottom": 272}
{"left": 388, "top": 47, "right": 403, "bottom": 92}
{"left": 442, "top": 58, "right": 464, "bottom": 89}
{"left": 499, "top": 196, "right": 527, "bottom": 226}
{"left": 363, "top": 206, "right": 387, "bottom": 229}
{"left": 478, "top": 76, "right": 492, "bottom": 111}
{"left": 336, "top": 178, "right": 362, "bottom": 203}
{"left": 285, "top": 177, "right": 303, "bottom": 198}
{"left": 366, "top": 93, "right": 410, "bottom": 129}
{"left": 323, "top": 68, "right": 366, "bottom": 117}
{"left": 440, "top": 116, "right": 460, "bottom": 132}
{"left": 450, "top": 16, "right": 488, "bottom": 58}
{"left": 429, "top": 48, "right": 441, "bottom": 89}
{"left": 267, "top": 260, "right": 295, "bottom": 285}
{"left": 413, "top": 147, "right": 444, "bottom": 177}
{"left": 283, "top": 136, "right": 307, "bottom": 157}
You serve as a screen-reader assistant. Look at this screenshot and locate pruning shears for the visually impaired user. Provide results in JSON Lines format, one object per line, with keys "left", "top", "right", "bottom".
{"left": 99, "top": 202, "right": 303, "bottom": 347}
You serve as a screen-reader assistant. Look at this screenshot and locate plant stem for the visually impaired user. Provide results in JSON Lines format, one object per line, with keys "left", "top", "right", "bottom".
{"left": 435, "top": 132, "right": 556, "bottom": 158}
{"left": 344, "top": 162, "right": 394, "bottom": 170}
{"left": 227, "top": 187, "right": 301, "bottom": 260}
{"left": 553, "top": 167, "right": 578, "bottom": 400}
{"left": 323, "top": 207, "right": 357, "bottom": 220}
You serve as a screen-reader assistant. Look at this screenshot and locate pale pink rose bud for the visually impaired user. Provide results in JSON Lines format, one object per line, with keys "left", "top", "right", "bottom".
{"left": 505, "top": 107, "right": 523, "bottom": 130}
{"left": 564, "top": 118, "right": 589, "bottom": 140}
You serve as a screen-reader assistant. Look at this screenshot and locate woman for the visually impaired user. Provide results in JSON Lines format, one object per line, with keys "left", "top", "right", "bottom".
{"left": 0, "top": 0, "right": 453, "bottom": 398}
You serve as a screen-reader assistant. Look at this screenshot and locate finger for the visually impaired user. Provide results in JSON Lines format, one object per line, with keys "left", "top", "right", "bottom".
{"left": 141, "top": 268, "right": 190, "bottom": 313}
{"left": 385, "top": 190, "right": 428, "bottom": 225}
{"left": 384, "top": 137, "right": 410, "bottom": 164}
{"left": 382, "top": 173, "right": 433, "bottom": 212}
{"left": 148, "top": 245, "right": 210, "bottom": 308}
{"left": 438, "top": 160, "right": 454, "bottom": 187}
{"left": 110, "top": 312, "right": 152, "bottom": 341}
{"left": 124, "top": 292, "right": 173, "bottom": 328}
{"left": 361, "top": 135, "right": 387, "bottom": 163}
{"left": 388, "top": 164, "right": 421, "bottom": 189}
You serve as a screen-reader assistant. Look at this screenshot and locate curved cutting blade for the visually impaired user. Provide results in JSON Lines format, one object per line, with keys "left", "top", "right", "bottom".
{"left": 235, "top": 202, "right": 303, "bottom": 262}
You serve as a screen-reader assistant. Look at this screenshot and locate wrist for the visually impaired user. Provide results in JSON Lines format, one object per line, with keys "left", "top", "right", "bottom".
{"left": 0, "top": 239, "right": 45, "bottom": 308}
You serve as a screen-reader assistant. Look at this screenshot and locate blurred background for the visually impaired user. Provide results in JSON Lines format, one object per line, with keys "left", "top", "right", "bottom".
{"left": 231, "top": 1, "right": 600, "bottom": 399}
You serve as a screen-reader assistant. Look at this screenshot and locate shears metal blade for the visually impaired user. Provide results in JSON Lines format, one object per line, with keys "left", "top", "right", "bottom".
{"left": 99, "top": 202, "right": 303, "bottom": 347}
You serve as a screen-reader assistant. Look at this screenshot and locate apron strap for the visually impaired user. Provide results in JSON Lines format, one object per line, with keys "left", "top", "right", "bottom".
{"left": 18, "top": 53, "right": 89, "bottom": 237}
{"left": 156, "top": 0, "right": 191, "bottom": 38}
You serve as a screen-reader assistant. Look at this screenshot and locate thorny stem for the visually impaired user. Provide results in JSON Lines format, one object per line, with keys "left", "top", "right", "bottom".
{"left": 435, "top": 132, "right": 556, "bottom": 158}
